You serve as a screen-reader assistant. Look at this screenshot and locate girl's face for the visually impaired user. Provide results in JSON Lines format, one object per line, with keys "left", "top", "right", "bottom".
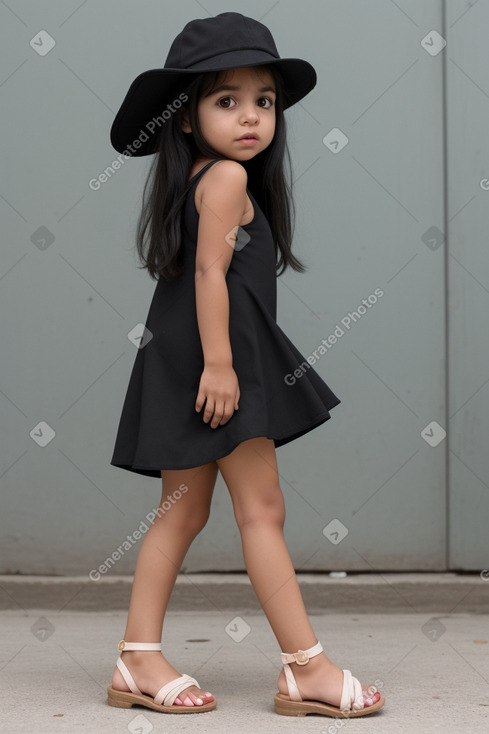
{"left": 183, "top": 66, "right": 276, "bottom": 161}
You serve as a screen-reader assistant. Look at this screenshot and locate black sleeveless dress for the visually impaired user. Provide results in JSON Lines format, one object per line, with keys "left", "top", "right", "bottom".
{"left": 110, "top": 160, "right": 341, "bottom": 477}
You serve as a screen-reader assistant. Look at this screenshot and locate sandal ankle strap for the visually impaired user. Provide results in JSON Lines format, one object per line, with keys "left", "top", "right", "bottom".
{"left": 118, "top": 639, "right": 161, "bottom": 651}
{"left": 280, "top": 640, "right": 323, "bottom": 666}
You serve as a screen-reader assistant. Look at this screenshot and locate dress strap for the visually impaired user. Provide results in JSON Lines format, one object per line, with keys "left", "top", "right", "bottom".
{"left": 188, "top": 159, "right": 223, "bottom": 186}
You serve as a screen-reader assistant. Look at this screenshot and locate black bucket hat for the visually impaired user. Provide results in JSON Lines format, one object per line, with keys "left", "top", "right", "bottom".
{"left": 110, "top": 11, "right": 317, "bottom": 156}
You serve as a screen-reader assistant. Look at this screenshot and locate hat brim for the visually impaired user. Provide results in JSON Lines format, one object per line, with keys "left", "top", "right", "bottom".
{"left": 110, "top": 53, "right": 316, "bottom": 156}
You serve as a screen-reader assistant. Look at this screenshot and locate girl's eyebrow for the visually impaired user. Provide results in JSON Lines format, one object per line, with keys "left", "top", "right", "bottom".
{"left": 208, "top": 84, "right": 276, "bottom": 96}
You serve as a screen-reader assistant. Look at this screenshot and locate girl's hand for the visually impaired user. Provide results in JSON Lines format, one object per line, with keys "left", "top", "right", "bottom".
{"left": 195, "top": 364, "right": 240, "bottom": 428}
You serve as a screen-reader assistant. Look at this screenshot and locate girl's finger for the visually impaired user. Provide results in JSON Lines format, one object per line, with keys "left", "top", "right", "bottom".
{"left": 195, "top": 391, "right": 205, "bottom": 412}
{"left": 211, "top": 400, "right": 225, "bottom": 427}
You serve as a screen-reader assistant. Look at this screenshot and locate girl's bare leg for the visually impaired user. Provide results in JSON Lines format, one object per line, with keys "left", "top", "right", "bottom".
{"left": 216, "top": 437, "right": 381, "bottom": 708}
{"left": 111, "top": 461, "right": 218, "bottom": 707}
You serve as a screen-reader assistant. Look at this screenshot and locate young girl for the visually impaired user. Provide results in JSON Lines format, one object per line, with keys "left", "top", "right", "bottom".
{"left": 106, "top": 11, "right": 385, "bottom": 719}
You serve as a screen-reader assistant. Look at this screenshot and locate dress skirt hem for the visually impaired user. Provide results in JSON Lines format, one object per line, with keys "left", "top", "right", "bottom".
{"left": 110, "top": 403, "right": 340, "bottom": 478}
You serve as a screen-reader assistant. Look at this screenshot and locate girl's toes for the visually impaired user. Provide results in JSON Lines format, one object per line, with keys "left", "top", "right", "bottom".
{"left": 175, "top": 689, "right": 213, "bottom": 706}
{"left": 364, "top": 689, "right": 381, "bottom": 706}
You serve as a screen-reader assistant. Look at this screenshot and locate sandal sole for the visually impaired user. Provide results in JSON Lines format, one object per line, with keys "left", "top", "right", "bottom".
{"left": 274, "top": 692, "right": 385, "bottom": 717}
{"left": 107, "top": 686, "right": 217, "bottom": 713}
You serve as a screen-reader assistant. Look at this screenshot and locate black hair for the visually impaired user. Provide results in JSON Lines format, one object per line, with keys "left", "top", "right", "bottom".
{"left": 135, "top": 64, "right": 307, "bottom": 280}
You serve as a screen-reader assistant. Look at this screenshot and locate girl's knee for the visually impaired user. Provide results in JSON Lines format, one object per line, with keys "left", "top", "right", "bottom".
{"left": 233, "top": 486, "right": 285, "bottom": 529}
{"left": 158, "top": 463, "right": 217, "bottom": 534}
{"left": 155, "top": 492, "right": 211, "bottom": 536}
{"left": 158, "top": 502, "right": 210, "bottom": 536}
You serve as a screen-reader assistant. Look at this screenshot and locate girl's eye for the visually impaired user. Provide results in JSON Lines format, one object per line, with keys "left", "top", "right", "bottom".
{"left": 258, "top": 97, "right": 274, "bottom": 108}
{"left": 218, "top": 97, "right": 236, "bottom": 108}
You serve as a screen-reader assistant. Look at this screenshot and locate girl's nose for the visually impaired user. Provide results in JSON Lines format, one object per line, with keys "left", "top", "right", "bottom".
{"left": 239, "top": 105, "right": 259, "bottom": 124}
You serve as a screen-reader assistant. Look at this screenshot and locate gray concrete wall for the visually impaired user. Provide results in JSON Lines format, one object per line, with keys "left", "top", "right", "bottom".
{"left": 1, "top": 0, "right": 487, "bottom": 574}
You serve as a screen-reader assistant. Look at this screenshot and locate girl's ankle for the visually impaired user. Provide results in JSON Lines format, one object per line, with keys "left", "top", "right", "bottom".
{"left": 289, "top": 652, "right": 330, "bottom": 676}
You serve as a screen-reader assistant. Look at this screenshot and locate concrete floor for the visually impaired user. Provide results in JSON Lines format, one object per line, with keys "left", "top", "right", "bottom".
{"left": 1, "top": 573, "right": 488, "bottom": 733}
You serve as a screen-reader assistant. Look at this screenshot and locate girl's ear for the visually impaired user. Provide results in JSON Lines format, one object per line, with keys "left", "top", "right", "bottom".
{"left": 181, "top": 107, "right": 192, "bottom": 133}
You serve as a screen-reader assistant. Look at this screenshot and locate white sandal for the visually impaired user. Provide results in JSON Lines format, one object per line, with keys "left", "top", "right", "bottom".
{"left": 274, "top": 641, "right": 385, "bottom": 717}
{"left": 107, "top": 640, "right": 216, "bottom": 713}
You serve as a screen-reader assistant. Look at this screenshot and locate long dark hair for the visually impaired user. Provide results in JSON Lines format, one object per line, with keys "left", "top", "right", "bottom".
{"left": 136, "top": 64, "right": 307, "bottom": 281}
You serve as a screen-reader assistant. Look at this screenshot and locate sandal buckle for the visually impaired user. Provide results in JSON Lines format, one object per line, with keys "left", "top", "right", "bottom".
{"left": 118, "top": 639, "right": 125, "bottom": 651}
{"left": 294, "top": 649, "right": 309, "bottom": 665}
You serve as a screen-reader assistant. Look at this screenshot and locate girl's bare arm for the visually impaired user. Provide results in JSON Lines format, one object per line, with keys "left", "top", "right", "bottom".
{"left": 194, "top": 160, "right": 248, "bottom": 426}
